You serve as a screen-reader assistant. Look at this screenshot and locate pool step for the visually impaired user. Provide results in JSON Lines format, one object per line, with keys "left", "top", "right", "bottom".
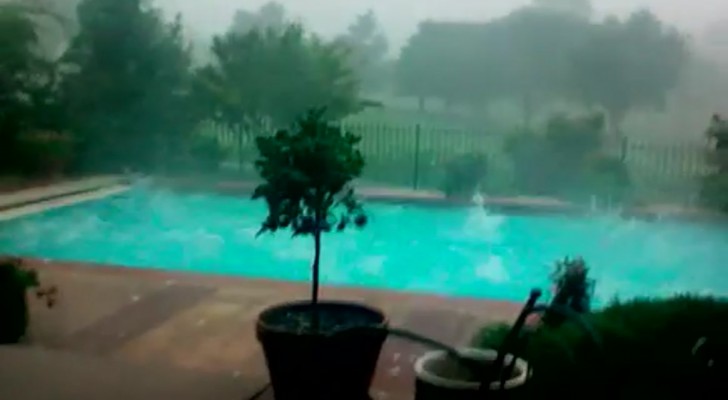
{"left": 0, "top": 185, "right": 130, "bottom": 221}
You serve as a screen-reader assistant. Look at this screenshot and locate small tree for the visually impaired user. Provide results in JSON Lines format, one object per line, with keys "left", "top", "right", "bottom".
{"left": 253, "top": 109, "right": 367, "bottom": 317}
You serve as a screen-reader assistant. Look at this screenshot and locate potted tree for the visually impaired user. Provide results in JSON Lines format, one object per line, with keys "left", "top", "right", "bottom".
{"left": 253, "top": 109, "right": 388, "bottom": 400}
{"left": 0, "top": 257, "right": 57, "bottom": 344}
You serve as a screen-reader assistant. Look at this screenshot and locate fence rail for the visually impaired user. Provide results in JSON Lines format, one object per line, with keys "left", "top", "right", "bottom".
{"left": 199, "top": 120, "right": 715, "bottom": 201}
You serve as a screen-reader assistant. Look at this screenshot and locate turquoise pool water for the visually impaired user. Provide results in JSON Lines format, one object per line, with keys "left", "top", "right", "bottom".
{"left": 1, "top": 187, "right": 727, "bottom": 302}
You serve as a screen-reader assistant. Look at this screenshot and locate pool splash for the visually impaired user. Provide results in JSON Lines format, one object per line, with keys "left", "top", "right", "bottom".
{"left": 0, "top": 188, "right": 726, "bottom": 302}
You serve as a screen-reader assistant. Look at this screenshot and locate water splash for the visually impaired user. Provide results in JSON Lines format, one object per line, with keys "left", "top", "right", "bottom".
{"left": 458, "top": 190, "right": 504, "bottom": 243}
{"left": 475, "top": 255, "right": 510, "bottom": 283}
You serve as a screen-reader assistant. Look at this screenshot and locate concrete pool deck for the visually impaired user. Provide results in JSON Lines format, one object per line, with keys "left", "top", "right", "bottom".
{"left": 0, "top": 176, "right": 725, "bottom": 399}
{"left": 9, "top": 259, "right": 523, "bottom": 400}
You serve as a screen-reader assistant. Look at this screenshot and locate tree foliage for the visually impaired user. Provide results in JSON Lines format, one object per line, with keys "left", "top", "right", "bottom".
{"left": 198, "top": 24, "right": 361, "bottom": 129}
{"left": 253, "top": 109, "right": 366, "bottom": 304}
{"left": 336, "top": 10, "right": 389, "bottom": 93}
{"left": 702, "top": 115, "right": 728, "bottom": 211}
{"left": 395, "top": 5, "right": 687, "bottom": 130}
{"left": 0, "top": 6, "right": 61, "bottom": 171}
{"left": 228, "top": 1, "right": 286, "bottom": 36}
{"left": 506, "top": 112, "right": 630, "bottom": 202}
{"left": 570, "top": 10, "right": 687, "bottom": 135}
{"left": 61, "top": 0, "right": 198, "bottom": 171}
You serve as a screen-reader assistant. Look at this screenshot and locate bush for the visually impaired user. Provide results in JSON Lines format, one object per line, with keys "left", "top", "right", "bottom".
{"left": 703, "top": 115, "right": 728, "bottom": 211}
{"left": 169, "top": 135, "right": 227, "bottom": 174}
{"left": 441, "top": 152, "right": 488, "bottom": 198}
{"left": 579, "top": 155, "right": 632, "bottom": 204}
{"left": 544, "top": 257, "right": 594, "bottom": 327}
{"left": 0, "top": 257, "right": 39, "bottom": 343}
{"left": 506, "top": 112, "right": 623, "bottom": 202}
{"left": 472, "top": 296, "right": 728, "bottom": 399}
{"left": 16, "top": 132, "right": 75, "bottom": 177}
{"left": 187, "top": 135, "right": 226, "bottom": 173}
{"left": 701, "top": 173, "right": 728, "bottom": 212}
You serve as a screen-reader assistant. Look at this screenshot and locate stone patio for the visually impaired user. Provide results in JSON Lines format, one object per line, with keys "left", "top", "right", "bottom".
{"left": 12, "top": 260, "right": 523, "bottom": 400}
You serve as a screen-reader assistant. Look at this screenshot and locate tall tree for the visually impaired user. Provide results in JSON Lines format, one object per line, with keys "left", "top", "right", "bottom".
{"left": 570, "top": 10, "right": 688, "bottom": 138}
{"left": 397, "top": 21, "right": 498, "bottom": 111}
{"left": 492, "top": 6, "right": 592, "bottom": 126}
{"left": 229, "top": 1, "right": 285, "bottom": 35}
{"left": 0, "top": 6, "right": 61, "bottom": 171}
{"left": 532, "top": 0, "right": 592, "bottom": 19}
{"left": 198, "top": 24, "right": 361, "bottom": 129}
{"left": 62, "top": 0, "right": 197, "bottom": 171}
{"left": 0, "top": 0, "right": 78, "bottom": 59}
{"left": 336, "top": 10, "right": 389, "bottom": 93}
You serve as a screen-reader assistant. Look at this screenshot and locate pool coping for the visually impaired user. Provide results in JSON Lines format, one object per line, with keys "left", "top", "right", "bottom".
{"left": 1, "top": 175, "right": 726, "bottom": 224}
{"left": 153, "top": 176, "right": 728, "bottom": 222}
{"left": 22, "top": 257, "right": 526, "bottom": 309}
{"left": 0, "top": 175, "right": 129, "bottom": 212}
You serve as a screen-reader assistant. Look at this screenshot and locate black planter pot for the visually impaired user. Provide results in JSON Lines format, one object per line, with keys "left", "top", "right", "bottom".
{"left": 414, "top": 348, "right": 529, "bottom": 400}
{"left": 0, "top": 277, "right": 30, "bottom": 344}
{"left": 256, "top": 300, "right": 388, "bottom": 400}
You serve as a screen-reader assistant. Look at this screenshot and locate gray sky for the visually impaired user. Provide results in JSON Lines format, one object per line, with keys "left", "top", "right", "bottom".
{"left": 159, "top": 0, "right": 728, "bottom": 50}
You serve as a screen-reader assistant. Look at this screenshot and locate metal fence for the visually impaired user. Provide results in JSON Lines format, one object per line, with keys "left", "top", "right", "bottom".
{"left": 200, "top": 120, "right": 715, "bottom": 201}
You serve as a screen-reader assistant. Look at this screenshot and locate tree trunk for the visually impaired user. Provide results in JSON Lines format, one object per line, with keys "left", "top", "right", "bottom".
{"left": 311, "top": 229, "right": 321, "bottom": 306}
{"left": 418, "top": 96, "right": 426, "bottom": 112}
{"left": 310, "top": 228, "right": 322, "bottom": 331}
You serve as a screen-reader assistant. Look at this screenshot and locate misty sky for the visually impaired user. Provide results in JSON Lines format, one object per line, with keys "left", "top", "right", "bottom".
{"left": 158, "top": 0, "right": 728, "bottom": 50}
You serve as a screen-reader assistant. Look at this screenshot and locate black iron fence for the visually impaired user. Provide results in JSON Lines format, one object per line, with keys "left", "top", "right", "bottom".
{"left": 200, "top": 120, "right": 715, "bottom": 201}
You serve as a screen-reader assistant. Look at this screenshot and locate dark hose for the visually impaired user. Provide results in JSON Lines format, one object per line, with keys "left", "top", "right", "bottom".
{"left": 332, "top": 325, "right": 485, "bottom": 371}
{"left": 496, "top": 303, "right": 604, "bottom": 394}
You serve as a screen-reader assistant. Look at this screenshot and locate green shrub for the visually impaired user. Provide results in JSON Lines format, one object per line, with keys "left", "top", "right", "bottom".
{"left": 169, "top": 135, "right": 227, "bottom": 174}
{"left": 472, "top": 296, "right": 728, "bottom": 399}
{"left": 701, "top": 173, "right": 728, "bottom": 212}
{"left": 544, "top": 257, "right": 594, "bottom": 327}
{"left": 702, "top": 115, "right": 728, "bottom": 211}
{"left": 187, "top": 135, "right": 226, "bottom": 172}
{"left": 579, "top": 155, "right": 632, "bottom": 204}
{"left": 505, "top": 112, "right": 612, "bottom": 201}
{"left": 16, "top": 132, "right": 75, "bottom": 177}
{"left": 441, "top": 152, "right": 488, "bottom": 198}
{"left": 0, "top": 258, "right": 39, "bottom": 343}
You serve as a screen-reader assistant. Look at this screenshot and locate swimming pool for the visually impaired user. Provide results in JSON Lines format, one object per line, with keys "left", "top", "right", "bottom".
{"left": 1, "top": 187, "right": 726, "bottom": 302}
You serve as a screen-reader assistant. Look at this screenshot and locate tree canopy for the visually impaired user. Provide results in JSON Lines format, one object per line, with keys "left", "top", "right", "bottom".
{"left": 61, "top": 0, "right": 197, "bottom": 171}
{"left": 336, "top": 10, "right": 389, "bottom": 93}
{"left": 395, "top": 5, "right": 687, "bottom": 130}
{"left": 229, "top": 1, "right": 286, "bottom": 36}
{"left": 198, "top": 24, "right": 361, "bottom": 129}
{"left": 0, "top": 5, "right": 61, "bottom": 171}
{"left": 570, "top": 11, "right": 687, "bottom": 136}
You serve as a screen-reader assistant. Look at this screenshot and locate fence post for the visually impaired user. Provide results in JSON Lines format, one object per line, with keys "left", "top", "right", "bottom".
{"left": 413, "top": 124, "right": 421, "bottom": 190}
{"left": 237, "top": 124, "right": 244, "bottom": 172}
{"left": 620, "top": 136, "right": 628, "bottom": 163}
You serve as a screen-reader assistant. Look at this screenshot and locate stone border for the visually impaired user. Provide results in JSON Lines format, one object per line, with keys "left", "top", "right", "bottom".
{"left": 152, "top": 176, "right": 728, "bottom": 222}
{"left": 0, "top": 185, "right": 130, "bottom": 222}
{"left": 0, "top": 176, "right": 129, "bottom": 211}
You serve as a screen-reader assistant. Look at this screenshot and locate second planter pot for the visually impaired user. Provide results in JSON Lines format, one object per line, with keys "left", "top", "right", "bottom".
{"left": 256, "top": 300, "right": 388, "bottom": 400}
{"left": 414, "top": 347, "right": 529, "bottom": 400}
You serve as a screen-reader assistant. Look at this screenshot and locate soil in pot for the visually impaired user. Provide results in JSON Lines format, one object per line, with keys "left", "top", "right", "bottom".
{"left": 257, "top": 301, "right": 387, "bottom": 400}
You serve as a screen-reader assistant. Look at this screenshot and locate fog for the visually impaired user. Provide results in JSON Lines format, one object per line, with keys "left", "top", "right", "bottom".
{"left": 158, "top": 0, "right": 728, "bottom": 51}
{"left": 4, "top": 0, "right": 728, "bottom": 208}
